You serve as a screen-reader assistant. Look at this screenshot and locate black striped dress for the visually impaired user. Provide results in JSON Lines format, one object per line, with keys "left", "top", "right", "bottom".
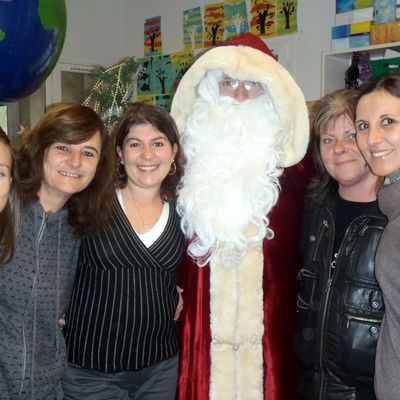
{"left": 65, "top": 199, "right": 185, "bottom": 373}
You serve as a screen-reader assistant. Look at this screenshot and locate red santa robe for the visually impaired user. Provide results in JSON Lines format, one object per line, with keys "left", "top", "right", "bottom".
{"left": 170, "top": 32, "right": 311, "bottom": 400}
{"left": 177, "top": 158, "right": 312, "bottom": 400}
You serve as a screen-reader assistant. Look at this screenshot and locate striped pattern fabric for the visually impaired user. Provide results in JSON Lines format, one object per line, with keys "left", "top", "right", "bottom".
{"left": 65, "top": 200, "right": 185, "bottom": 373}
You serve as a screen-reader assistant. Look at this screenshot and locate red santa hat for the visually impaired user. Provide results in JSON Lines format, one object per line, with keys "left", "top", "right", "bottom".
{"left": 171, "top": 32, "right": 309, "bottom": 167}
{"left": 222, "top": 31, "right": 275, "bottom": 58}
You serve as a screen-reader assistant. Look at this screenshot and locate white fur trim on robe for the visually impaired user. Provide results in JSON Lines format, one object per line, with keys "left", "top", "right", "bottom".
{"left": 210, "top": 227, "right": 264, "bottom": 400}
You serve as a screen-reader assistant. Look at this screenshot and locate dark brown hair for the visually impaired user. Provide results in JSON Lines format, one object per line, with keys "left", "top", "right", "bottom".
{"left": 0, "top": 126, "right": 18, "bottom": 264}
{"left": 357, "top": 73, "right": 400, "bottom": 100}
{"left": 17, "top": 103, "right": 116, "bottom": 237}
{"left": 307, "top": 89, "right": 359, "bottom": 200}
{"left": 113, "top": 102, "right": 183, "bottom": 201}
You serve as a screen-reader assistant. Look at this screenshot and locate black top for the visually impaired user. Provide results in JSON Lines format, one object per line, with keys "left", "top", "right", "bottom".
{"left": 65, "top": 199, "right": 185, "bottom": 373}
{"left": 333, "top": 196, "right": 375, "bottom": 257}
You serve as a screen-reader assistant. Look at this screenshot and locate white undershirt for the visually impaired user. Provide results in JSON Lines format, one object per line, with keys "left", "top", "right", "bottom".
{"left": 116, "top": 189, "right": 170, "bottom": 248}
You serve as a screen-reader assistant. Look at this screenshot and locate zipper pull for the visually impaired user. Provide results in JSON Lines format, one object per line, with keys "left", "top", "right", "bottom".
{"left": 330, "top": 253, "right": 338, "bottom": 269}
{"left": 359, "top": 225, "right": 368, "bottom": 236}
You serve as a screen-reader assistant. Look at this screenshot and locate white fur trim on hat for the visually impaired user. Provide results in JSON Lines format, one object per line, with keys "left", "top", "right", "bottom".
{"left": 171, "top": 45, "right": 309, "bottom": 167}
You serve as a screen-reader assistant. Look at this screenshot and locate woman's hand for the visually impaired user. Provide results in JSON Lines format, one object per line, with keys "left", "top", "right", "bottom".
{"left": 174, "top": 286, "right": 184, "bottom": 321}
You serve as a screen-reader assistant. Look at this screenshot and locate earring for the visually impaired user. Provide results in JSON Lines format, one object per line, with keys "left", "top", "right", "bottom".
{"left": 168, "top": 160, "right": 177, "bottom": 176}
{"left": 117, "top": 158, "right": 126, "bottom": 178}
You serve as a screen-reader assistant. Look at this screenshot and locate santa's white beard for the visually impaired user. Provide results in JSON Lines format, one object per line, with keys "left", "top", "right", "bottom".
{"left": 177, "top": 94, "right": 284, "bottom": 268}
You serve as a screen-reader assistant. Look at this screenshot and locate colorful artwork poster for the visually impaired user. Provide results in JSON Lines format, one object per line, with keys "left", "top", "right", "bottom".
{"left": 355, "top": 0, "right": 373, "bottom": 8}
{"left": 204, "top": 3, "right": 225, "bottom": 47}
{"left": 154, "top": 94, "right": 173, "bottom": 110}
{"left": 136, "top": 95, "right": 154, "bottom": 105}
{"left": 183, "top": 7, "right": 203, "bottom": 50}
{"left": 136, "top": 55, "right": 173, "bottom": 96}
{"left": 170, "top": 51, "right": 193, "bottom": 91}
{"left": 276, "top": 0, "right": 298, "bottom": 35}
{"left": 250, "top": 0, "right": 276, "bottom": 37}
{"left": 224, "top": 0, "right": 249, "bottom": 40}
{"left": 336, "top": 0, "right": 355, "bottom": 14}
{"left": 144, "top": 16, "right": 162, "bottom": 56}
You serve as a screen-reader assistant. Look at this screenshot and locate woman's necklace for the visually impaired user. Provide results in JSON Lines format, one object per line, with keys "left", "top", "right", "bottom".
{"left": 127, "top": 186, "right": 157, "bottom": 228}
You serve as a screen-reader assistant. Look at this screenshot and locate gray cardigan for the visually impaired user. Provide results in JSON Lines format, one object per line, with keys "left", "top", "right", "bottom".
{"left": 0, "top": 201, "right": 80, "bottom": 399}
{"left": 374, "top": 179, "right": 400, "bottom": 400}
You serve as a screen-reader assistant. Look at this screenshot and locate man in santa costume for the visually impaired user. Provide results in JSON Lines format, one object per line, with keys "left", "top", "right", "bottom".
{"left": 171, "top": 32, "right": 312, "bottom": 400}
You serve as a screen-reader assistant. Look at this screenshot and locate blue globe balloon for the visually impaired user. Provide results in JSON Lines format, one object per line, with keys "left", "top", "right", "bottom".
{"left": 0, "top": 0, "right": 66, "bottom": 103}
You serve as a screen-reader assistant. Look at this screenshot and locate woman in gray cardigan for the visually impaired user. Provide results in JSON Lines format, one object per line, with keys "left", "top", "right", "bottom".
{"left": 356, "top": 74, "right": 400, "bottom": 400}
{"left": 0, "top": 103, "right": 115, "bottom": 400}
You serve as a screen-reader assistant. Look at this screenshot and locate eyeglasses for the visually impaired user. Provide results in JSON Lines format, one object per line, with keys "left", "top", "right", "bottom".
{"left": 218, "top": 76, "right": 263, "bottom": 93}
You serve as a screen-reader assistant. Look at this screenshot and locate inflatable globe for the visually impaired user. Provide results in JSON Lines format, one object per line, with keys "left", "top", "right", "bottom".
{"left": 0, "top": 0, "right": 66, "bottom": 103}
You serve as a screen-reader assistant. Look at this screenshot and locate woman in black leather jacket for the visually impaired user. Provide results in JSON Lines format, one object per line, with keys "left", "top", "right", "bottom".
{"left": 295, "top": 89, "right": 386, "bottom": 400}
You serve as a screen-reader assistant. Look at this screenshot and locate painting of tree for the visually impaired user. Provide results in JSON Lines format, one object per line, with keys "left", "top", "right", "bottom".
{"left": 224, "top": 0, "right": 249, "bottom": 40}
{"left": 144, "top": 16, "right": 162, "bottom": 56}
{"left": 136, "top": 58, "right": 152, "bottom": 95}
{"left": 170, "top": 51, "right": 193, "bottom": 92}
{"left": 204, "top": 3, "right": 225, "bottom": 47}
{"left": 276, "top": 0, "right": 297, "bottom": 35}
{"left": 152, "top": 55, "right": 174, "bottom": 95}
{"left": 250, "top": 0, "right": 276, "bottom": 37}
{"left": 183, "top": 7, "right": 203, "bottom": 50}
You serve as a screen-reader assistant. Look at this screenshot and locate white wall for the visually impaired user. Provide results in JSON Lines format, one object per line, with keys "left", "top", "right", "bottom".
{"left": 61, "top": 0, "right": 126, "bottom": 66}
{"left": 63, "top": 0, "right": 336, "bottom": 100}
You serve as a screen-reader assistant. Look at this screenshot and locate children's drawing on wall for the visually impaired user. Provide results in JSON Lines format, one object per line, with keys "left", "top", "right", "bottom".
{"left": 183, "top": 7, "right": 204, "bottom": 50}
{"left": 136, "top": 95, "right": 154, "bottom": 105}
{"left": 204, "top": 3, "right": 225, "bottom": 47}
{"left": 170, "top": 51, "right": 193, "bottom": 90}
{"left": 154, "top": 94, "right": 173, "bottom": 109}
{"left": 250, "top": 0, "right": 276, "bottom": 37}
{"left": 136, "top": 51, "right": 192, "bottom": 110}
{"left": 136, "top": 55, "right": 172, "bottom": 96}
{"left": 223, "top": 0, "right": 249, "bottom": 40}
{"left": 144, "top": 16, "right": 162, "bottom": 56}
{"left": 276, "top": 0, "right": 297, "bottom": 35}
{"left": 355, "top": 0, "right": 373, "bottom": 8}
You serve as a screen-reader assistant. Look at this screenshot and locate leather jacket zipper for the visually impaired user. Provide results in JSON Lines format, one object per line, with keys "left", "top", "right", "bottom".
{"left": 312, "top": 219, "right": 329, "bottom": 262}
{"left": 359, "top": 224, "right": 384, "bottom": 236}
{"left": 344, "top": 313, "right": 382, "bottom": 328}
{"left": 318, "top": 208, "right": 336, "bottom": 400}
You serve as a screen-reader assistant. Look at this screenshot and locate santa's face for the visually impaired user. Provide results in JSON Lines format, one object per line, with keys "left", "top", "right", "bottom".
{"left": 218, "top": 76, "right": 264, "bottom": 102}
